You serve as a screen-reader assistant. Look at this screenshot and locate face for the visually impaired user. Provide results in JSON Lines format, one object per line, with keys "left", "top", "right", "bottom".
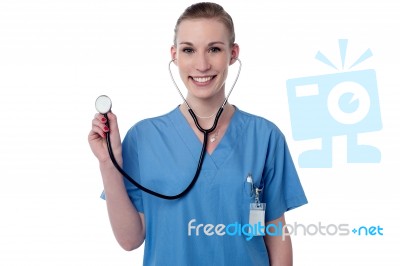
{"left": 171, "top": 18, "right": 239, "bottom": 102}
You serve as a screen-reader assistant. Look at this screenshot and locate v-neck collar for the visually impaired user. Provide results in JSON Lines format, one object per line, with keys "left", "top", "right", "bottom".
{"left": 169, "top": 106, "right": 244, "bottom": 170}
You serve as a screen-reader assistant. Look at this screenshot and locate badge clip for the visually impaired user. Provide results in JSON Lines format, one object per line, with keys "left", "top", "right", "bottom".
{"left": 247, "top": 174, "right": 266, "bottom": 236}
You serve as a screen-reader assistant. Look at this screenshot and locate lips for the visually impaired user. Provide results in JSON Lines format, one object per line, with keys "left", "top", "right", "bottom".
{"left": 191, "top": 75, "right": 216, "bottom": 85}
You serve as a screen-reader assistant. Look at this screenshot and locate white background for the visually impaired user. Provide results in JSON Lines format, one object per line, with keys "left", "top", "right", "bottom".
{"left": 1, "top": 0, "right": 399, "bottom": 265}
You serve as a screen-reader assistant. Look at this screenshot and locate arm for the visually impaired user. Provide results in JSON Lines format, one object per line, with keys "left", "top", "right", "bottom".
{"left": 264, "top": 214, "right": 293, "bottom": 266}
{"left": 89, "top": 112, "right": 145, "bottom": 251}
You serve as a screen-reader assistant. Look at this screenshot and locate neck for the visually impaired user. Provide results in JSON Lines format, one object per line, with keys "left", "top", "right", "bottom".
{"left": 180, "top": 101, "right": 232, "bottom": 131}
{"left": 185, "top": 94, "right": 226, "bottom": 118}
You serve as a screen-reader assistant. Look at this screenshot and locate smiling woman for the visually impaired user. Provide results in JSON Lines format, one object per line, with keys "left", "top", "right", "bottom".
{"left": 88, "top": 2, "right": 307, "bottom": 265}
{"left": 171, "top": 18, "right": 239, "bottom": 117}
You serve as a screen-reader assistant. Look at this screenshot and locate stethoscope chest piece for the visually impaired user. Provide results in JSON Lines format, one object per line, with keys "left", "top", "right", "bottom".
{"left": 95, "top": 95, "right": 112, "bottom": 114}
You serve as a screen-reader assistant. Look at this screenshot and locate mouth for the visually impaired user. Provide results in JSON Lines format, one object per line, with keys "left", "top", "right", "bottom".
{"left": 190, "top": 75, "right": 216, "bottom": 85}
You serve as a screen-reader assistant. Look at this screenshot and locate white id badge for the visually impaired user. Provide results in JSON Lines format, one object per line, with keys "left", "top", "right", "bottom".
{"left": 249, "top": 203, "right": 266, "bottom": 236}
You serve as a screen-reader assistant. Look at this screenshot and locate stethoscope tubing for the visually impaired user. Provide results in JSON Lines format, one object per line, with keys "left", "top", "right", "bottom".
{"left": 103, "top": 58, "right": 240, "bottom": 200}
{"left": 104, "top": 109, "right": 221, "bottom": 200}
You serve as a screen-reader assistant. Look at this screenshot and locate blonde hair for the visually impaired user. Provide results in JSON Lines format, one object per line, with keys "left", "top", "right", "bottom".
{"left": 173, "top": 2, "right": 235, "bottom": 46}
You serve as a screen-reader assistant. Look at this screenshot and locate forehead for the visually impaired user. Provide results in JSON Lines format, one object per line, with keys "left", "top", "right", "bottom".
{"left": 176, "top": 18, "right": 230, "bottom": 44}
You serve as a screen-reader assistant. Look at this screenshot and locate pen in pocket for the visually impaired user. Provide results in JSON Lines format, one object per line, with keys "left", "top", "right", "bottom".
{"left": 246, "top": 173, "right": 253, "bottom": 197}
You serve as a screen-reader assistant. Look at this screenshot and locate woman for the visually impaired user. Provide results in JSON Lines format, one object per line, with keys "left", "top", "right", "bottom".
{"left": 89, "top": 2, "right": 307, "bottom": 265}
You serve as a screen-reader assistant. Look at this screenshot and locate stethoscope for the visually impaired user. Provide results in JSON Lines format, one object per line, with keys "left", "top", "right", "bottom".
{"left": 95, "top": 58, "right": 241, "bottom": 200}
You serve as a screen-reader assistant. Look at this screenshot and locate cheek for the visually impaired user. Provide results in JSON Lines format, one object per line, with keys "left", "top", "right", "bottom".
{"left": 176, "top": 56, "right": 191, "bottom": 71}
{"left": 214, "top": 54, "right": 231, "bottom": 68}
{"left": 216, "top": 61, "right": 230, "bottom": 76}
{"left": 220, "top": 69, "right": 229, "bottom": 82}
{"left": 177, "top": 62, "right": 190, "bottom": 82}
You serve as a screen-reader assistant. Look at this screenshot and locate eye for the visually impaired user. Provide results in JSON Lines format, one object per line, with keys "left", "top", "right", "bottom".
{"left": 182, "top": 47, "right": 194, "bottom": 54}
{"left": 209, "top": 47, "right": 221, "bottom": 53}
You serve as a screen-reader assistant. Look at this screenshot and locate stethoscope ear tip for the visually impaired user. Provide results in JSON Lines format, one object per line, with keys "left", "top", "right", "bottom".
{"left": 95, "top": 95, "right": 112, "bottom": 114}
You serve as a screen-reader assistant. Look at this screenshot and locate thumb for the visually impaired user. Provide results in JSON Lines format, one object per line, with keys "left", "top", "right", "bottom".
{"left": 105, "top": 112, "right": 119, "bottom": 133}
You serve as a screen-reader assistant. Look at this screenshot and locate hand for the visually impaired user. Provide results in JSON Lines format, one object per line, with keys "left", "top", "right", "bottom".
{"left": 88, "top": 112, "right": 122, "bottom": 164}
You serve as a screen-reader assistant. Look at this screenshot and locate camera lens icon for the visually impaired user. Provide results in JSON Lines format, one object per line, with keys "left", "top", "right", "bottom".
{"left": 286, "top": 69, "right": 382, "bottom": 167}
{"left": 327, "top": 81, "right": 371, "bottom": 125}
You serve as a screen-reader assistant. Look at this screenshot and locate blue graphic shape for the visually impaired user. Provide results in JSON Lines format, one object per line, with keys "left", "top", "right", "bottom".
{"left": 339, "top": 39, "right": 348, "bottom": 69}
{"left": 286, "top": 69, "right": 382, "bottom": 168}
{"left": 339, "top": 93, "right": 359, "bottom": 113}
{"left": 315, "top": 51, "right": 338, "bottom": 70}
{"left": 315, "top": 39, "right": 373, "bottom": 70}
{"left": 349, "top": 48, "right": 373, "bottom": 69}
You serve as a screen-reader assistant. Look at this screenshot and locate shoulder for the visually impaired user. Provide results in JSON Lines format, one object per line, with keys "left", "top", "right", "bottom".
{"left": 234, "top": 107, "right": 292, "bottom": 164}
{"left": 235, "top": 107, "right": 284, "bottom": 138}
{"left": 126, "top": 107, "right": 179, "bottom": 135}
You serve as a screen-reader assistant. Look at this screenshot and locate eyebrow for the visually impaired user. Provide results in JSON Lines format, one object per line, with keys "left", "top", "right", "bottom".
{"left": 179, "top": 41, "right": 226, "bottom": 46}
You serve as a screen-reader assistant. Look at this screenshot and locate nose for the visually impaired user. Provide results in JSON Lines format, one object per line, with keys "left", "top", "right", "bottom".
{"left": 195, "top": 53, "right": 211, "bottom": 72}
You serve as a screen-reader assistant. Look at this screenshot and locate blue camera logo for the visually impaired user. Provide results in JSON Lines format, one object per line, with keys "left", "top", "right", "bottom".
{"left": 286, "top": 40, "right": 382, "bottom": 168}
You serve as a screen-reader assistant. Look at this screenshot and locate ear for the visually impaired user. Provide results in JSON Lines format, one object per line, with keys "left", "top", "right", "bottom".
{"left": 229, "top": 43, "right": 240, "bottom": 65}
{"left": 170, "top": 45, "right": 178, "bottom": 65}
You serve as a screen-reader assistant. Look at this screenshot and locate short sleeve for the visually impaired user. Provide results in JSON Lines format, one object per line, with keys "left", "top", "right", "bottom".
{"left": 262, "top": 128, "right": 307, "bottom": 222}
{"left": 100, "top": 126, "right": 144, "bottom": 213}
{"left": 121, "top": 127, "right": 144, "bottom": 212}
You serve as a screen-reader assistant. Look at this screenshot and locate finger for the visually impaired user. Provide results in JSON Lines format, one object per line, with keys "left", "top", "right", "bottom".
{"left": 94, "top": 113, "right": 108, "bottom": 124}
{"left": 89, "top": 125, "right": 106, "bottom": 139}
{"left": 88, "top": 129, "right": 105, "bottom": 141}
{"left": 91, "top": 118, "right": 109, "bottom": 137}
{"left": 88, "top": 127, "right": 105, "bottom": 142}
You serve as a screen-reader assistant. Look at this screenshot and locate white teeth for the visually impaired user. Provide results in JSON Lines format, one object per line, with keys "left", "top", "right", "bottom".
{"left": 193, "top": 76, "right": 213, "bottom": 83}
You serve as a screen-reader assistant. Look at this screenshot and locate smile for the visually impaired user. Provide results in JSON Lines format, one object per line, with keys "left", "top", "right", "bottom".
{"left": 191, "top": 76, "right": 216, "bottom": 83}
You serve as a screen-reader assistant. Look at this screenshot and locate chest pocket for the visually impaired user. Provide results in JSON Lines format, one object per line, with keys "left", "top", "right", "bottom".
{"left": 242, "top": 173, "right": 265, "bottom": 224}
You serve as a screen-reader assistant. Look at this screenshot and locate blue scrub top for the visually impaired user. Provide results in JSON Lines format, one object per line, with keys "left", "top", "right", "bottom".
{"left": 103, "top": 106, "right": 307, "bottom": 266}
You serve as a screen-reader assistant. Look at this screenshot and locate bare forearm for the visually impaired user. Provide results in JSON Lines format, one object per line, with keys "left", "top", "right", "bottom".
{"left": 100, "top": 161, "right": 145, "bottom": 251}
{"left": 264, "top": 215, "right": 293, "bottom": 266}
{"left": 265, "top": 235, "right": 293, "bottom": 266}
